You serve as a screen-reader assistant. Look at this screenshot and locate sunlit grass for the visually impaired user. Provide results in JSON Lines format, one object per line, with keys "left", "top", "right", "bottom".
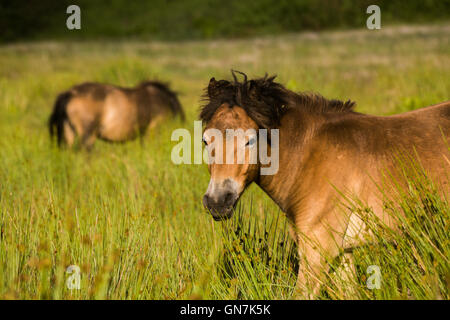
{"left": 0, "top": 24, "right": 449, "bottom": 299}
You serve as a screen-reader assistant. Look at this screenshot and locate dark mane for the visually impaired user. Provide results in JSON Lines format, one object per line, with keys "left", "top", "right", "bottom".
{"left": 200, "top": 71, "right": 356, "bottom": 129}
{"left": 139, "top": 80, "right": 185, "bottom": 120}
{"left": 138, "top": 80, "right": 177, "bottom": 97}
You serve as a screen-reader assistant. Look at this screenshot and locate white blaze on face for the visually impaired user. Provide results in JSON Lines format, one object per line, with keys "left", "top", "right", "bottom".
{"left": 205, "top": 178, "right": 218, "bottom": 202}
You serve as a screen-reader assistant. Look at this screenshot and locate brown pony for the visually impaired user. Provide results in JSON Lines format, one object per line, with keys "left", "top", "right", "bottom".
{"left": 200, "top": 71, "right": 450, "bottom": 298}
{"left": 49, "top": 81, "right": 184, "bottom": 149}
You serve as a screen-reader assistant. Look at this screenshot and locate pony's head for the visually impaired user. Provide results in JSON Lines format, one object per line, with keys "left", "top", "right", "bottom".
{"left": 199, "top": 71, "right": 290, "bottom": 220}
{"left": 199, "top": 71, "right": 357, "bottom": 220}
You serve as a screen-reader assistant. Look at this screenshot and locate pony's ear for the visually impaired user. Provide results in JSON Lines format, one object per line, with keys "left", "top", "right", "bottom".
{"left": 207, "top": 77, "right": 231, "bottom": 99}
{"left": 207, "top": 77, "right": 218, "bottom": 97}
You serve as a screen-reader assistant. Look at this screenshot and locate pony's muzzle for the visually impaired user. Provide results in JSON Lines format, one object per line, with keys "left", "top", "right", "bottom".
{"left": 202, "top": 182, "right": 239, "bottom": 221}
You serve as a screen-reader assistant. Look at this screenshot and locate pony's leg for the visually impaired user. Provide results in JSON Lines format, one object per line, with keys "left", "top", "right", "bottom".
{"left": 138, "top": 126, "right": 148, "bottom": 147}
{"left": 82, "top": 134, "right": 97, "bottom": 151}
{"left": 63, "top": 121, "right": 76, "bottom": 148}
{"left": 295, "top": 242, "right": 328, "bottom": 299}
{"left": 294, "top": 224, "right": 342, "bottom": 299}
{"left": 331, "top": 252, "right": 358, "bottom": 299}
{"left": 80, "top": 123, "right": 98, "bottom": 151}
{"left": 66, "top": 112, "right": 88, "bottom": 150}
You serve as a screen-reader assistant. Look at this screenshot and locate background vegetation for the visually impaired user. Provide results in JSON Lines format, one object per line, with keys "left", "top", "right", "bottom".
{"left": 1, "top": 0, "right": 450, "bottom": 42}
{"left": 0, "top": 22, "right": 448, "bottom": 299}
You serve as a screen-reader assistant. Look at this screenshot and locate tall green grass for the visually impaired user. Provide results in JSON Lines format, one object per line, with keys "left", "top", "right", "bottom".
{"left": 0, "top": 24, "right": 449, "bottom": 299}
{"left": 190, "top": 152, "right": 449, "bottom": 300}
{"left": 211, "top": 202, "right": 297, "bottom": 299}
{"left": 324, "top": 153, "right": 449, "bottom": 299}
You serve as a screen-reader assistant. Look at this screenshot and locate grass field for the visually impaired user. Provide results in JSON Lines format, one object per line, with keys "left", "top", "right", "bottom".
{"left": 0, "top": 24, "right": 449, "bottom": 299}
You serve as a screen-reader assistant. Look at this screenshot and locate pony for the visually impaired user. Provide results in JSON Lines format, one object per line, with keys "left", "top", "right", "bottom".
{"left": 49, "top": 81, "right": 184, "bottom": 149}
{"left": 199, "top": 71, "right": 450, "bottom": 298}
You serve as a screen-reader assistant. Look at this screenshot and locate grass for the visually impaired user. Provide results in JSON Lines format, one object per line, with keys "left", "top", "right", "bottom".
{"left": 0, "top": 24, "right": 449, "bottom": 299}
{"left": 324, "top": 153, "right": 449, "bottom": 299}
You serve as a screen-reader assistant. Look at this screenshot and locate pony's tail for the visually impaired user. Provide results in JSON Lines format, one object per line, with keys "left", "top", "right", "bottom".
{"left": 48, "top": 91, "right": 72, "bottom": 147}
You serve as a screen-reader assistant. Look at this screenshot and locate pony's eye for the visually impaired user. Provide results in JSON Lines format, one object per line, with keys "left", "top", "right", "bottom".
{"left": 246, "top": 137, "right": 256, "bottom": 147}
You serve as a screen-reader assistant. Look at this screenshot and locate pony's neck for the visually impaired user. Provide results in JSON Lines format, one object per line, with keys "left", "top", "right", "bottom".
{"left": 256, "top": 108, "right": 350, "bottom": 216}
{"left": 255, "top": 108, "right": 333, "bottom": 218}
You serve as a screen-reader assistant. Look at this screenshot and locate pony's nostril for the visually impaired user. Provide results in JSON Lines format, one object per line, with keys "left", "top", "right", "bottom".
{"left": 224, "top": 192, "right": 234, "bottom": 205}
{"left": 204, "top": 191, "right": 236, "bottom": 210}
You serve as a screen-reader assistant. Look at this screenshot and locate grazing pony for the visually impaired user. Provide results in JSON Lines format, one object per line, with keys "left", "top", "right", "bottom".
{"left": 200, "top": 71, "right": 450, "bottom": 298}
{"left": 49, "top": 81, "right": 184, "bottom": 149}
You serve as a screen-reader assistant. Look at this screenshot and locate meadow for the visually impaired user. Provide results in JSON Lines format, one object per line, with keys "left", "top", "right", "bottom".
{"left": 0, "top": 24, "right": 449, "bottom": 299}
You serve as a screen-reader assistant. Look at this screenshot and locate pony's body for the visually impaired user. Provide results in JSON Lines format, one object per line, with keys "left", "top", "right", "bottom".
{"left": 257, "top": 100, "right": 449, "bottom": 295}
{"left": 49, "top": 81, "right": 184, "bottom": 149}
{"left": 263, "top": 101, "right": 449, "bottom": 235}
{"left": 200, "top": 73, "right": 449, "bottom": 298}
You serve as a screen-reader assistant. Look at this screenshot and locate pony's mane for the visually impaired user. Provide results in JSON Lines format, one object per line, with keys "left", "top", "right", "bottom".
{"left": 139, "top": 80, "right": 173, "bottom": 93}
{"left": 200, "top": 71, "right": 356, "bottom": 129}
{"left": 138, "top": 80, "right": 185, "bottom": 120}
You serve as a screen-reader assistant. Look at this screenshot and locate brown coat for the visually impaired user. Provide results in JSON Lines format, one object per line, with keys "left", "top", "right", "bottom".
{"left": 200, "top": 72, "right": 449, "bottom": 298}
{"left": 49, "top": 81, "right": 184, "bottom": 149}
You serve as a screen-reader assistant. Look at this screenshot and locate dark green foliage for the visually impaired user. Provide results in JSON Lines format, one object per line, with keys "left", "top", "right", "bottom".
{"left": 1, "top": 0, "right": 450, "bottom": 42}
